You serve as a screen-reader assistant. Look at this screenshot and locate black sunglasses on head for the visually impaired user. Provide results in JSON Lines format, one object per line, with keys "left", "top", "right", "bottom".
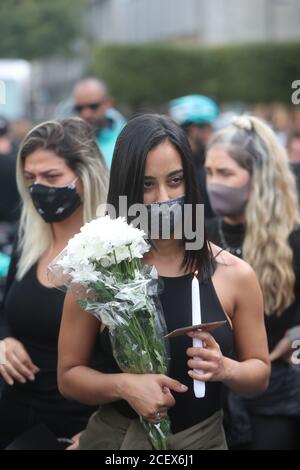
{"left": 74, "top": 101, "right": 104, "bottom": 113}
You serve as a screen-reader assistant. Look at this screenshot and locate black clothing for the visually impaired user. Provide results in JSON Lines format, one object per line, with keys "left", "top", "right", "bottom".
{"left": 0, "top": 387, "right": 90, "bottom": 450}
{"left": 247, "top": 413, "right": 300, "bottom": 450}
{"left": 290, "top": 163, "right": 300, "bottom": 204}
{"left": 207, "top": 217, "right": 300, "bottom": 449}
{"left": 0, "top": 142, "right": 20, "bottom": 223}
{"left": 0, "top": 253, "right": 97, "bottom": 449}
{"left": 193, "top": 150, "right": 215, "bottom": 220}
{"left": 0, "top": 142, "right": 20, "bottom": 305}
{"left": 97, "top": 272, "right": 233, "bottom": 434}
{"left": 206, "top": 218, "right": 245, "bottom": 258}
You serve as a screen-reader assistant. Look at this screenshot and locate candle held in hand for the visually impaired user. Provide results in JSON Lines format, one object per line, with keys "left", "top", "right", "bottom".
{"left": 191, "top": 271, "right": 205, "bottom": 398}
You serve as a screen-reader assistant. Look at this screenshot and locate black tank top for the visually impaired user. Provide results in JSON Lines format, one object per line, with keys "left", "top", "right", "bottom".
{"left": 2, "top": 261, "right": 98, "bottom": 421}
{"left": 98, "top": 271, "right": 233, "bottom": 434}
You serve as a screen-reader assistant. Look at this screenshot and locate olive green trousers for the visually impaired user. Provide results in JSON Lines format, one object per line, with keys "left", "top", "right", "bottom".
{"left": 79, "top": 404, "right": 227, "bottom": 450}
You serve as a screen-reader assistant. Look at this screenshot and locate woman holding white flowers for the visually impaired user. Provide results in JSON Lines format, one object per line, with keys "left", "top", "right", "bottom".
{"left": 0, "top": 118, "right": 108, "bottom": 449}
{"left": 58, "top": 114, "right": 270, "bottom": 450}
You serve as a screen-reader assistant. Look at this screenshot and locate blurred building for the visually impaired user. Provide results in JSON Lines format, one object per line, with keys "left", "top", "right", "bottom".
{"left": 87, "top": 0, "right": 300, "bottom": 44}
{"left": 0, "top": 60, "right": 31, "bottom": 120}
{"left": 0, "top": 58, "right": 87, "bottom": 121}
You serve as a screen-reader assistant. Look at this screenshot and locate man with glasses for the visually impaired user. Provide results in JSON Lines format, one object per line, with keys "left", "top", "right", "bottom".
{"left": 72, "top": 78, "right": 126, "bottom": 169}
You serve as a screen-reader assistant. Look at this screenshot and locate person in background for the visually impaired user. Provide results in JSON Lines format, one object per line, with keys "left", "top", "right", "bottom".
{"left": 0, "top": 118, "right": 108, "bottom": 449}
{"left": 0, "top": 116, "right": 20, "bottom": 224}
{"left": 72, "top": 78, "right": 126, "bottom": 169}
{"left": 287, "top": 130, "right": 300, "bottom": 164}
{"left": 168, "top": 95, "right": 218, "bottom": 219}
{"left": 205, "top": 115, "right": 300, "bottom": 449}
{"left": 10, "top": 119, "right": 34, "bottom": 145}
{"left": 287, "top": 130, "right": 300, "bottom": 202}
{"left": 0, "top": 117, "right": 20, "bottom": 305}
{"left": 269, "top": 325, "right": 300, "bottom": 364}
{"left": 270, "top": 104, "right": 292, "bottom": 147}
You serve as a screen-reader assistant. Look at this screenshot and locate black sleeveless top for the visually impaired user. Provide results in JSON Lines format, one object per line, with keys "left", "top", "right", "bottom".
{"left": 1, "top": 260, "right": 98, "bottom": 422}
{"left": 98, "top": 272, "right": 233, "bottom": 434}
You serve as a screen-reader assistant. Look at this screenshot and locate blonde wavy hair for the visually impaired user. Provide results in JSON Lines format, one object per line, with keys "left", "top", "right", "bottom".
{"left": 208, "top": 115, "right": 300, "bottom": 316}
{"left": 16, "top": 118, "right": 109, "bottom": 280}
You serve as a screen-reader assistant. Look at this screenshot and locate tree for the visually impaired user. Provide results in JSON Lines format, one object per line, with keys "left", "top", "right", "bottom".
{"left": 91, "top": 42, "right": 300, "bottom": 106}
{"left": 0, "top": 0, "right": 86, "bottom": 59}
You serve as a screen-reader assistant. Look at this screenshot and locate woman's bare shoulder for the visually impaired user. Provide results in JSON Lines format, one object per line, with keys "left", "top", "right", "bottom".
{"left": 210, "top": 242, "right": 257, "bottom": 285}
{"left": 210, "top": 243, "right": 263, "bottom": 322}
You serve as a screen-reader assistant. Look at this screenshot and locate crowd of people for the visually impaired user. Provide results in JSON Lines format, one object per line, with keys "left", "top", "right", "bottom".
{"left": 0, "top": 77, "right": 299, "bottom": 450}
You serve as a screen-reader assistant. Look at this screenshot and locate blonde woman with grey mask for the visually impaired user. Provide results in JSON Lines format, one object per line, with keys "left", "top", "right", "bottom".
{"left": 205, "top": 115, "right": 300, "bottom": 450}
{"left": 0, "top": 118, "right": 108, "bottom": 449}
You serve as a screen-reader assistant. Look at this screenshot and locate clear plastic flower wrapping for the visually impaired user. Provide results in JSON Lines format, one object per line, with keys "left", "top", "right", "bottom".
{"left": 48, "top": 247, "right": 170, "bottom": 375}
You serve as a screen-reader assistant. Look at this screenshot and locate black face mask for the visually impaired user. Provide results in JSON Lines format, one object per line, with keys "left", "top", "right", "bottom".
{"left": 145, "top": 195, "right": 185, "bottom": 239}
{"left": 29, "top": 178, "right": 82, "bottom": 223}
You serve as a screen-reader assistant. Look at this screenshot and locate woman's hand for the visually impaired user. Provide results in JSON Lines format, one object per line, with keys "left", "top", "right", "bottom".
{"left": 270, "top": 327, "right": 300, "bottom": 363}
{"left": 0, "top": 337, "right": 40, "bottom": 385}
{"left": 119, "top": 373, "right": 188, "bottom": 424}
{"left": 66, "top": 432, "right": 81, "bottom": 450}
{"left": 186, "top": 330, "right": 228, "bottom": 382}
{"left": 269, "top": 336, "right": 292, "bottom": 363}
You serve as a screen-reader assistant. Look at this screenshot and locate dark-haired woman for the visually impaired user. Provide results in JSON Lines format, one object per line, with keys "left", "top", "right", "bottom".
{"left": 0, "top": 118, "right": 108, "bottom": 448}
{"left": 57, "top": 114, "right": 270, "bottom": 450}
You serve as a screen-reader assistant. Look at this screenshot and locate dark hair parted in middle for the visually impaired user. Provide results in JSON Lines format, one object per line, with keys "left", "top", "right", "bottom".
{"left": 107, "top": 113, "right": 213, "bottom": 277}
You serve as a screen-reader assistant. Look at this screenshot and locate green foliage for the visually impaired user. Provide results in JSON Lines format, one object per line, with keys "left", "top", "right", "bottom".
{"left": 0, "top": 0, "right": 85, "bottom": 59}
{"left": 91, "top": 42, "right": 300, "bottom": 106}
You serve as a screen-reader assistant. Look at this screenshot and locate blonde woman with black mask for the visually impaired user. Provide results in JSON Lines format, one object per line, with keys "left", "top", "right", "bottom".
{"left": 0, "top": 118, "right": 108, "bottom": 449}
{"left": 206, "top": 115, "right": 300, "bottom": 450}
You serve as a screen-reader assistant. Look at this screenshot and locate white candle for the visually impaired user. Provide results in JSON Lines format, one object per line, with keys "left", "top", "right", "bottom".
{"left": 191, "top": 271, "right": 205, "bottom": 398}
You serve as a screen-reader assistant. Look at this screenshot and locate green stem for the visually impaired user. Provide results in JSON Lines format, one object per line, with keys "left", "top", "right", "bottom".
{"left": 129, "top": 312, "right": 154, "bottom": 370}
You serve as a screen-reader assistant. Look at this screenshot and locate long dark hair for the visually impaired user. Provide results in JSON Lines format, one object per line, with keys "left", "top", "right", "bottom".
{"left": 107, "top": 113, "right": 213, "bottom": 277}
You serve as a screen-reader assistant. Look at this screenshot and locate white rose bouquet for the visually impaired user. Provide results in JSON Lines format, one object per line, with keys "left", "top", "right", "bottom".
{"left": 48, "top": 215, "right": 170, "bottom": 450}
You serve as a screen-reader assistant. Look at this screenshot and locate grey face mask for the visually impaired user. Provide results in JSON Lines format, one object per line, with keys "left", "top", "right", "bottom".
{"left": 207, "top": 182, "right": 250, "bottom": 217}
{"left": 145, "top": 195, "right": 185, "bottom": 239}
